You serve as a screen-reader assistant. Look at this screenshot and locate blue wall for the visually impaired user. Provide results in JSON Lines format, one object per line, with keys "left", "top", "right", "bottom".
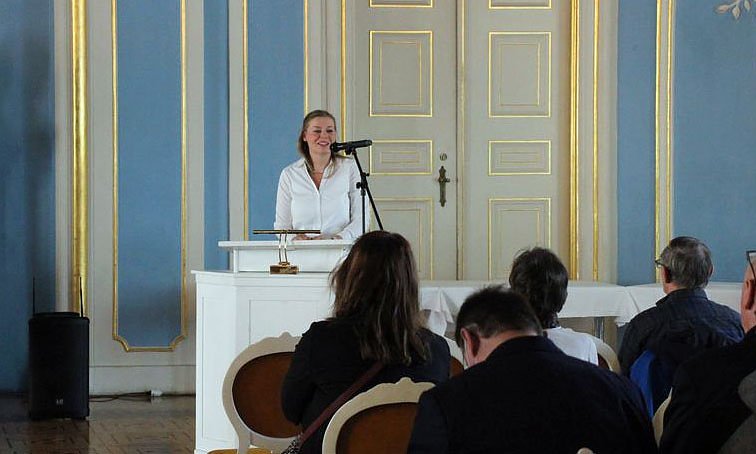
{"left": 673, "top": 4, "right": 756, "bottom": 282}
{"left": 204, "top": 0, "right": 229, "bottom": 270}
{"left": 617, "top": 0, "right": 657, "bottom": 285}
{"left": 617, "top": 0, "right": 756, "bottom": 284}
{"left": 0, "top": 0, "right": 55, "bottom": 392}
{"left": 116, "top": 1, "right": 183, "bottom": 347}
{"left": 248, "top": 0, "right": 304, "bottom": 237}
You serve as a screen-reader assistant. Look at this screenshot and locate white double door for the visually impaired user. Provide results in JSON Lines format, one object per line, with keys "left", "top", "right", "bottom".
{"left": 313, "top": 1, "right": 571, "bottom": 280}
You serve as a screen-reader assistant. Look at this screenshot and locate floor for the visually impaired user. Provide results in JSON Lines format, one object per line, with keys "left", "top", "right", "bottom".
{"left": 0, "top": 394, "right": 194, "bottom": 454}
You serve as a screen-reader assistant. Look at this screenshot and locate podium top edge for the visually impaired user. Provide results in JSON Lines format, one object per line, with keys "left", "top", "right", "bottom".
{"left": 218, "top": 239, "right": 353, "bottom": 249}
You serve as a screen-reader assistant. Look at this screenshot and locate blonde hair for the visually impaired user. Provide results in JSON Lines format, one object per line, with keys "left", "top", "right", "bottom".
{"left": 297, "top": 109, "right": 343, "bottom": 174}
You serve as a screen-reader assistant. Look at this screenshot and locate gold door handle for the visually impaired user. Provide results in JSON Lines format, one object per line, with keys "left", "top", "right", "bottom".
{"left": 437, "top": 165, "right": 451, "bottom": 207}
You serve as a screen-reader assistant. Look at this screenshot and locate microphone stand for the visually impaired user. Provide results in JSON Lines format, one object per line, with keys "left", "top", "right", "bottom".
{"left": 347, "top": 146, "right": 384, "bottom": 234}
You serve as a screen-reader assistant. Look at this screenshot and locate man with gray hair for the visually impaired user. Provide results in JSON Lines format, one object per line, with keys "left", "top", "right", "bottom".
{"left": 618, "top": 237, "right": 743, "bottom": 400}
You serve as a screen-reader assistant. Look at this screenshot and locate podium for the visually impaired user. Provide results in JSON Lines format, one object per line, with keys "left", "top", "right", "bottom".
{"left": 219, "top": 239, "right": 352, "bottom": 273}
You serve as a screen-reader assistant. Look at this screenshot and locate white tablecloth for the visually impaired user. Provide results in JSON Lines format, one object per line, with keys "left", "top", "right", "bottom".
{"left": 419, "top": 281, "right": 742, "bottom": 335}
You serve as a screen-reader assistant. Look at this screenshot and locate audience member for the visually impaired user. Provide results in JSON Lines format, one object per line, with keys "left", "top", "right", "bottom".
{"left": 509, "top": 247, "right": 599, "bottom": 364}
{"left": 659, "top": 251, "right": 756, "bottom": 453}
{"left": 281, "top": 231, "right": 450, "bottom": 453}
{"left": 618, "top": 237, "right": 743, "bottom": 378}
{"left": 408, "top": 286, "right": 656, "bottom": 454}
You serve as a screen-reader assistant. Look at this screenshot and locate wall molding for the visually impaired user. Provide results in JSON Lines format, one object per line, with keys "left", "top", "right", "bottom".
{"left": 228, "top": 0, "right": 245, "bottom": 241}
{"left": 55, "top": 0, "right": 73, "bottom": 312}
{"left": 655, "top": 0, "right": 675, "bottom": 267}
{"left": 82, "top": 0, "right": 199, "bottom": 392}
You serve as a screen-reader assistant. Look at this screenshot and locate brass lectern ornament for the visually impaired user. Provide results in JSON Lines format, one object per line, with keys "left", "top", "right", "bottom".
{"left": 251, "top": 229, "right": 320, "bottom": 275}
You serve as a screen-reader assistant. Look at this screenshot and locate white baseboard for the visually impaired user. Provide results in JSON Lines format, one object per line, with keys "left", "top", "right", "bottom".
{"left": 90, "top": 365, "right": 195, "bottom": 395}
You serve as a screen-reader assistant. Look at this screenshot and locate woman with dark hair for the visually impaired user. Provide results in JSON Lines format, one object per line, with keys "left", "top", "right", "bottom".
{"left": 274, "top": 109, "right": 367, "bottom": 240}
{"left": 509, "top": 247, "right": 599, "bottom": 364}
{"left": 281, "top": 231, "right": 450, "bottom": 453}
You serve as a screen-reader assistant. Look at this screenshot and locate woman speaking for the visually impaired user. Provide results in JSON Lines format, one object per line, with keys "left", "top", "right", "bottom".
{"left": 274, "top": 110, "right": 366, "bottom": 240}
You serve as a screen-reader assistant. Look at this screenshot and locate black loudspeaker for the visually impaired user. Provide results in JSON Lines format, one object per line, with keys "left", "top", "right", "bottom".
{"left": 28, "top": 312, "right": 90, "bottom": 420}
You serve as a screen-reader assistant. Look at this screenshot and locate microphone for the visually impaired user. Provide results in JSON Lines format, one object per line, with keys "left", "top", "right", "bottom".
{"left": 330, "top": 139, "right": 373, "bottom": 154}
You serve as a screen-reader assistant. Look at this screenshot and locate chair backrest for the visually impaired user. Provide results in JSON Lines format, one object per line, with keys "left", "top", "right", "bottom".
{"left": 221, "top": 332, "right": 301, "bottom": 454}
{"left": 444, "top": 336, "right": 465, "bottom": 377}
{"left": 630, "top": 350, "right": 675, "bottom": 418}
{"left": 321, "top": 377, "right": 434, "bottom": 453}
{"left": 652, "top": 392, "right": 671, "bottom": 444}
{"left": 589, "top": 335, "right": 619, "bottom": 373}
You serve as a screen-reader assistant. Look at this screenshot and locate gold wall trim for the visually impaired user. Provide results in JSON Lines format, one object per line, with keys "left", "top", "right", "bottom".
{"left": 488, "top": 197, "right": 552, "bottom": 280}
{"left": 243, "top": 0, "right": 250, "bottom": 239}
{"left": 665, "top": 0, "right": 674, "bottom": 245}
{"left": 569, "top": 0, "right": 580, "bottom": 280}
{"left": 369, "top": 139, "right": 433, "bottom": 175}
{"left": 368, "top": 31, "right": 434, "bottom": 117}
{"left": 370, "top": 0, "right": 434, "bottom": 7}
{"left": 111, "top": 0, "right": 188, "bottom": 352}
{"left": 489, "top": 0, "right": 552, "bottom": 9}
{"left": 654, "top": 0, "right": 675, "bottom": 276}
{"left": 487, "top": 32, "right": 552, "bottom": 118}
{"left": 456, "top": 0, "right": 465, "bottom": 279}
{"left": 71, "top": 0, "right": 89, "bottom": 315}
{"left": 374, "top": 197, "right": 434, "bottom": 279}
{"left": 488, "top": 140, "right": 552, "bottom": 175}
{"left": 592, "top": 0, "right": 599, "bottom": 281}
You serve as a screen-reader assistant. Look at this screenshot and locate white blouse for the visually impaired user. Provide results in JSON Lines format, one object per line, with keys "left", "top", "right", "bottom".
{"left": 545, "top": 327, "right": 599, "bottom": 365}
{"left": 274, "top": 157, "right": 368, "bottom": 241}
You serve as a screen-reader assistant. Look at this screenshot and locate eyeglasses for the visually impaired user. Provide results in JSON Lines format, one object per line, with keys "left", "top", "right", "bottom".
{"left": 747, "top": 250, "right": 756, "bottom": 279}
{"left": 654, "top": 258, "right": 665, "bottom": 269}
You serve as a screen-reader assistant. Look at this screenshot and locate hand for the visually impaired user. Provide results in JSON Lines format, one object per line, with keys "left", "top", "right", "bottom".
{"left": 292, "top": 234, "right": 312, "bottom": 240}
{"left": 311, "top": 234, "right": 342, "bottom": 240}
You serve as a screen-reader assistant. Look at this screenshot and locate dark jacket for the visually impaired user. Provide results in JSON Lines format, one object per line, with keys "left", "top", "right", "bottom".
{"left": 660, "top": 327, "right": 756, "bottom": 454}
{"left": 408, "top": 336, "right": 657, "bottom": 454}
{"left": 619, "top": 288, "right": 743, "bottom": 376}
{"left": 281, "top": 319, "right": 450, "bottom": 454}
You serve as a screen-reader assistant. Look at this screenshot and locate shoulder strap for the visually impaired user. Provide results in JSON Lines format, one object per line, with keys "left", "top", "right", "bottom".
{"left": 299, "top": 361, "right": 383, "bottom": 443}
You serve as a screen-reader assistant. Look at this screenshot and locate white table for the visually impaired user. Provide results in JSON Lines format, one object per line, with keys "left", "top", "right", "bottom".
{"left": 420, "top": 281, "right": 742, "bottom": 338}
{"left": 420, "top": 280, "right": 639, "bottom": 336}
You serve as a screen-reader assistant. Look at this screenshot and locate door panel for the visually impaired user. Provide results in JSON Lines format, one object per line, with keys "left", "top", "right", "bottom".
{"left": 464, "top": 1, "right": 570, "bottom": 279}
{"left": 349, "top": 1, "right": 457, "bottom": 280}
{"left": 344, "top": 1, "right": 571, "bottom": 280}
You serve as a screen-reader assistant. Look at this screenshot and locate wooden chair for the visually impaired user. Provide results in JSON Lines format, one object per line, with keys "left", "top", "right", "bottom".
{"left": 321, "top": 378, "right": 434, "bottom": 453}
{"left": 444, "top": 336, "right": 465, "bottom": 377}
{"left": 652, "top": 393, "right": 671, "bottom": 445}
{"left": 209, "top": 333, "right": 301, "bottom": 454}
{"left": 589, "top": 335, "right": 620, "bottom": 373}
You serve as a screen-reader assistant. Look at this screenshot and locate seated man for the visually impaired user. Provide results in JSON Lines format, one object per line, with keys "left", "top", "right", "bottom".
{"left": 619, "top": 237, "right": 743, "bottom": 379}
{"left": 659, "top": 252, "right": 756, "bottom": 453}
{"left": 509, "top": 247, "right": 598, "bottom": 364}
{"left": 408, "top": 286, "right": 656, "bottom": 454}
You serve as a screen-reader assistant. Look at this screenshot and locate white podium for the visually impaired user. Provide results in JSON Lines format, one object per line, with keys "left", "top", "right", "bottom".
{"left": 194, "top": 239, "right": 351, "bottom": 453}
{"left": 219, "top": 239, "right": 352, "bottom": 273}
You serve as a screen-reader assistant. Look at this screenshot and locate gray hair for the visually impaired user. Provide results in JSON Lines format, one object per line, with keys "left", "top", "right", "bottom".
{"left": 658, "top": 236, "right": 713, "bottom": 289}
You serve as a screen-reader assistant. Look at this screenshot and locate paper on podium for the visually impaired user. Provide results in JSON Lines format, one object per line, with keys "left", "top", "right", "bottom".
{"left": 219, "top": 239, "right": 352, "bottom": 273}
